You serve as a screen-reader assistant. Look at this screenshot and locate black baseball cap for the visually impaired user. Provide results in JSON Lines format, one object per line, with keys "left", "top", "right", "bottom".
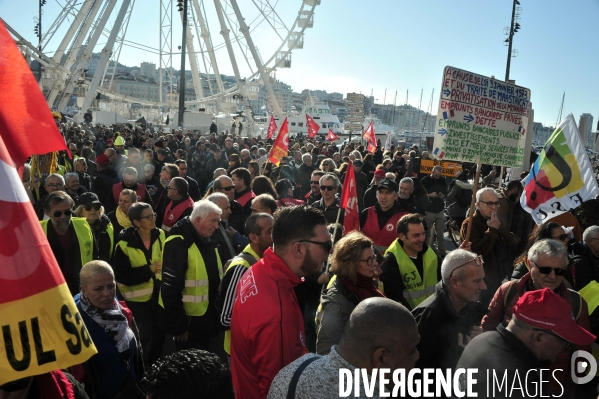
{"left": 376, "top": 178, "right": 398, "bottom": 192}
{"left": 77, "top": 192, "right": 102, "bottom": 208}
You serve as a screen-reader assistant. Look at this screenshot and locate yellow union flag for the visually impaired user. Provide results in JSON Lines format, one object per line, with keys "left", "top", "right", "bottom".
{"left": 0, "top": 21, "right": 97, "bottom": 382}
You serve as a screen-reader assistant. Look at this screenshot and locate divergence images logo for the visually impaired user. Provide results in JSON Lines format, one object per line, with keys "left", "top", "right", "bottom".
{"left": 571, "top": 350, "right": 597, "bottom": 385}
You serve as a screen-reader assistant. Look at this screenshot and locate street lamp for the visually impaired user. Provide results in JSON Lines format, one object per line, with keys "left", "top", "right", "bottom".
{"left": 34, "top": 0, "right": 47, "bottom": 82}
{"left": 504, "top": 0, "right": 522, "bottom": 82}
{"left": 177, "top": 0, "right": 188, "bottom": 129}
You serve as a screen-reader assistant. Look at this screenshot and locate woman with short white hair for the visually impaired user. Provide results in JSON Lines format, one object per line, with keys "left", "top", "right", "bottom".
{"left": 74, "top": 260, "right": 144, "bottom": 398}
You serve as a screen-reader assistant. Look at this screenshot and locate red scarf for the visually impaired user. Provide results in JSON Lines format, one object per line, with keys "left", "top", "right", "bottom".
{"left": 343, "top": 273, "right": 385, "bottom": 301}
{"left": 36, "top": 371, "right": 75, "bottom": 399}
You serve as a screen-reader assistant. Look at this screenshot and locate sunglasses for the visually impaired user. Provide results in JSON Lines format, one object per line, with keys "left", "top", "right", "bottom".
{"left": 320, "top": 186, "right": 335, "bottom": 191}
{"left": 532, "top": 262, "right": 568, "bottom": 277}
{"left": 449, "top": 255, "right": 484, "bottom": 278}
{"left": 53, "top": 210, "right": 73, "bottom": 217}
{"left": 552, "top": 234, "right": 569, "bottom": 241}
{"left": 299, "top": 239, "right": 333, "bottom": 253}
{"left": 310, "top": 181, "right": 320, "bottom": 185}
{"left": 84, "top": 204, "right": 102, "bottom": 211}
{"left": 220, "top": 186, "right": 235, "bottom": 191}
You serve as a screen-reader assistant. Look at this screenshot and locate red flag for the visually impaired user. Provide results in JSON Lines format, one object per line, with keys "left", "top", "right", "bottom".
{"left": 0, "top": 21, "right": 96, "bottom": 384}
{"left": 363, "top": 122, "right": 376, "bottom": 154}
{"left": 306, "top": 113, "right": 320, "bottom": 139}
{"left": 327, "top": 129, "right": 339, "bottom": 142}
{"left": 0, "top": 24, "right": 67, "bottom": 166}
{"left": 268, "top": 117, "right": 289, "bottom": 166}
{"left": 266, "top": 115, "right": 277, "bottom": 140}
{"left": 339, "top": 161, "right": 360, "bottom": 234}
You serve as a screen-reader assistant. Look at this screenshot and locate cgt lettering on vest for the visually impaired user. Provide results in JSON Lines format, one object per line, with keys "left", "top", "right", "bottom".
{"left": 1, "top": 304, "right": 92, "bottom": 373}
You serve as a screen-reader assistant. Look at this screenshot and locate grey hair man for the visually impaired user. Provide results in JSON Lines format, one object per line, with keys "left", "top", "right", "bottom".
{"left": 572, "top": 225, "right": 599, "bottom": 291}
{"left": 412, "top": 249, "right": 487, "bottom": 377}
{"left": 158, "top": 200, "right": 223, "bottom": 352}
{"left": 268, "top": 298, "right": 420, "bottom": 398}
{"left": 33, "top": 174, "right": 66, "bottom": 220}
{"left": 461, "top": 187, "right": 520, "bottom": 307}
{"left": 311, "top": 173, "right": 342, "bottom": 225}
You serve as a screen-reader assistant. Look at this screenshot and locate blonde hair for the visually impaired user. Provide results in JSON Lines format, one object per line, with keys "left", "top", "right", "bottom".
{"left": 329, "top": 231, "right": 372, "bottom": 284}
{"left": 120, "top": 189, "right": 138, "bottom": 203}
{"left": 80, "top": 260, "right": 114, "bottom": 288}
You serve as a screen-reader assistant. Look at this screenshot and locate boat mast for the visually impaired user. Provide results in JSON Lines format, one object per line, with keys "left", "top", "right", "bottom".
{"left": 391, "top": 90, "right": 397, "bottom": 133}
{"left": 421, "top": 88, "right": 434, "bottom": 146}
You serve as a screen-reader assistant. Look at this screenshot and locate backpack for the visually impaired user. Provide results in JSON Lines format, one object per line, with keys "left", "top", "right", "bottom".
{"left": 456, "top": 187, "right": 472, "bottom": 208}
{"left": 503, "top": 280, "right": 582, "bottom": 321}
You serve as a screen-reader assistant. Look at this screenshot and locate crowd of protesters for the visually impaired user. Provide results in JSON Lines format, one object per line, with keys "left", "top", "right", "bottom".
{"left": 4, "top": 119, "right": 599, "bottom": 399}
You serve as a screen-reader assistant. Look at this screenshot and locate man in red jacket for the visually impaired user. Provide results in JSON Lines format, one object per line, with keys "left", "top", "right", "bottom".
{"left": 230, "top": 206, "right": 331, "bottom": 399}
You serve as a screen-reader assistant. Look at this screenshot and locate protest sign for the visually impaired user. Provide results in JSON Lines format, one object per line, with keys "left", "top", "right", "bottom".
{"left": 420, "top": 159, "right": 463, "bottom": 177}
{"left": 433, "top": 66, "right": 531, "bottom": 167}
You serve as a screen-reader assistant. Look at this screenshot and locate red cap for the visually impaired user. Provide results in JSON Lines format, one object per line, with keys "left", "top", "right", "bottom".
{"left": 96, "top": 154, "right": 110, "bottom": 166}
{"left": 105, "top": 139, "right": 114, "bottom": 145}
{"left": 374, "top": 169, "right": 386, "bottom": 179}
{"left": 513, "top": 288, "right": 596, "bottom": 346}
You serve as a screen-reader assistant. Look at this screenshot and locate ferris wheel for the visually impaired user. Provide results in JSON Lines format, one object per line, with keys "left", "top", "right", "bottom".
{"left": 4, "top": 0, "right": 320, "bottom": 124}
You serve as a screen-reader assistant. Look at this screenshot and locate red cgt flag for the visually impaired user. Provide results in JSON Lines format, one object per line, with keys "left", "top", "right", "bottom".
{"left": 0, "top": 21, "right": 96, "bottom": 384}
{"left": 327, "top": 129, "right": 339, "bottom": 142}
{"left": 339, "top": 161, "right": 360, "bottom": 235}
{"left": 363, "top": 122, "right": 376, "bottom": 154}
{"left": 306, "top": 113, "right": 320, "bottom": 139}
{"left": 266, "top": 115, "right": 277, "bottom": 140}
{"left": 268, "top": 117, "right": 289, "bottom": 166}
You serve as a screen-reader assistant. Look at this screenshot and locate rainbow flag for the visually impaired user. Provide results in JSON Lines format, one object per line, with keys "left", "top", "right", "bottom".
{"left": 521, "top": 114, "right": 598, "bottom": 224}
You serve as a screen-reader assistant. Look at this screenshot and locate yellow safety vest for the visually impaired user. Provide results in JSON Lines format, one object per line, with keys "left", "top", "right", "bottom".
{"left": 117, "top": 230, "right": 166, "bottom": 302}
{"left": 158, "top": 235, "right": 223, "bottom": 316}
{"left": 579, "top": 281, "right": 599, "bottom": 375}
{"left": 106, "top": 222, "right": 114, "bottom": 259}
{"left": 223, "top": 245, "right": 260, "bottom": 355}
{"left": 385, "top": 239, "right": 437, "bottom": 309}
{"left": 41, "top": 218, "right": 94, "bottom": 267}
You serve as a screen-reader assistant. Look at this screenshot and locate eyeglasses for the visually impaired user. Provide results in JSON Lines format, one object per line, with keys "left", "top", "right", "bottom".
{"left": 220, "top": 186, "right": 235, "bottom": 191}
{"left": 46, "top": 183, "right": 64, "bottom": 188}
{"left": 532, "top": 329, "right": 572, "bottom": 350}
{"left": 299, "top": 239, "right": 333, "bottom": 253}
{"left": 320, "top": 186, "right": 335, "bottom": 191}
{"left": 53, "top": 210, "right": 73, "bottom": 217}
{"left": 479, "top": 201, "right": 501, "bottom": 208}
{"left": 123, "top": 179, "right": 137, "bottom": 185}
{"left": 449, "top": 255, "right": 484, "bottom": 278}
{"left": 84, "top": 204, "right": 102, "bottom": 211}
{"left": 140, "top": 213, "right": 157, "bottom": 220}
{"left": 552, "top": 234, "right": 569, "bottom": 241}
{"left": 310, "top": 181, "right": 320, "bottom": 185}
{"left": 360, "top": 256, "right": 377, "bottom": 267}
{"left": 531, "top": 262, "right": 568, "bottom": 277}
{"left": 166, "top": 186, "right": 175, "bottom": 191}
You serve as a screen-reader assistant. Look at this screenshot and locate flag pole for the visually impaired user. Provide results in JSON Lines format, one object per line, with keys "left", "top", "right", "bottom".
{"left": 464, "top": 162, "right": 482, "bottom": 243}
{"left": 326, "top": 207, "right": 343, "bottom": 274}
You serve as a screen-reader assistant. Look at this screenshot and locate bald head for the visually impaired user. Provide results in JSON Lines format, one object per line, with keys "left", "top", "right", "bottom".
{"left": 214, "top": 175, "right": 235, "bottom": 201}
{"left": 337, "top": 297, "right": 419, "bottom": 372}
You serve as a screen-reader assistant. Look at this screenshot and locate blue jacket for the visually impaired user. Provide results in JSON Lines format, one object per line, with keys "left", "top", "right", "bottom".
{"left": 75, "top": 294, "right": 138, "bottom": 399}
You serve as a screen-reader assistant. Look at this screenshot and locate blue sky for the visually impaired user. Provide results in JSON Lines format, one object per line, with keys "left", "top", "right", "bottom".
{"left": 2, "top": 0, "right": 598, "bottom": 127}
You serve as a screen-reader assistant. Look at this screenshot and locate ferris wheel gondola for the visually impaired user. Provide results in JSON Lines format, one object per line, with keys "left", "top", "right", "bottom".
{"left": 5, "top": 0, "right": 321, "bottom": 128}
